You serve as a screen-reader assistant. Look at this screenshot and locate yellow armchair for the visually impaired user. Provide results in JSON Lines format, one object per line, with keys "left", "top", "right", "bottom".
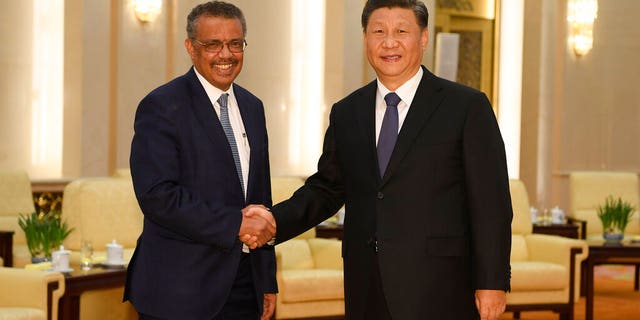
{"left": 0, "top": 267, "right": 65, "bottom": 320}
{"left": 568, "top": 171, "right": 640, "bottom": 291}
{"left": 275, "top": 229, "right": 344, "bottom": 319}
{"left": 568, "top": 171, "right": 640, "bottom": 239}
{"left": 271, "top": 176, "right": 345, "bottom": 319}
{"left": 506, "top": 179, "right": 589, "bottom": 319}
{"left": 0, "top": 170, "right": 37, "bottom": 267}
{"left": 61, "top": 177, "right": 143, "bottom": 320}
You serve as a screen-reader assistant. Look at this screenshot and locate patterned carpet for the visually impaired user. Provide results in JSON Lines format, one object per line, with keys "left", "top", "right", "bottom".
{"left": 500, "top": 265, "right": 640, "bottom": 320}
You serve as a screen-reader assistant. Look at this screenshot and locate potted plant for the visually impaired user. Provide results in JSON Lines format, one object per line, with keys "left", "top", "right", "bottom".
{"left": 597, "top": 196, "right": 635, "bottom": 243}
{"left": 18, "top": 210, "right": 74, "bottom": 263}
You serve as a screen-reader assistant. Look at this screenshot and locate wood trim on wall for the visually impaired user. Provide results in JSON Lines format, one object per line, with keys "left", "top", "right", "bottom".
{"left": 108, "top": 0, "right": 119, "bottom": 175}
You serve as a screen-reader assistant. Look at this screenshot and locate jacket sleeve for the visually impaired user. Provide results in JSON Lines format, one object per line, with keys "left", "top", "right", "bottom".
{"left": 463, "top": 92, "right": 513, "bottom": 291}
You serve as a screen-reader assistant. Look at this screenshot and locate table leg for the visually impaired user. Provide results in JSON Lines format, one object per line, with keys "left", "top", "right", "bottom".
{"left": 59, "top": 294, "right": 81, "bottom": 320}
{"left": 585, "top": 259, "right": 595, "bottom": 320}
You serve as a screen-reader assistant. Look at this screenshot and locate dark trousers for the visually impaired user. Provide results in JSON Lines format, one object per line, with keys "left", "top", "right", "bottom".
{"left": 139, "top": 253, "right": 259, "bottom": 320}
{"left": 362, "top": 254, "right": 393, "bottom": 320}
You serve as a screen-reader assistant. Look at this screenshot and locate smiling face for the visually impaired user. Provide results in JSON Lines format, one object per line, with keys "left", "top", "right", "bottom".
{"left": 185, "top": 15, "right": 244, "bottom": 91}
{"left": 364, "top": 7, "right": 428, "bottom": 90}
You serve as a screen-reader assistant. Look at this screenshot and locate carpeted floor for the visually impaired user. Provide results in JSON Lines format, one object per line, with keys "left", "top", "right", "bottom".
{"left": 500, "top": 265, "right": 640, "bottom": 320}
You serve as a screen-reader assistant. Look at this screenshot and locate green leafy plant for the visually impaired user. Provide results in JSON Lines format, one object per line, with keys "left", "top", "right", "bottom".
{"left": 18, "top": 210, "right": 74, "bottom": 258}
{"left": 597, "top": 196, "right": 635, "bottom": 234}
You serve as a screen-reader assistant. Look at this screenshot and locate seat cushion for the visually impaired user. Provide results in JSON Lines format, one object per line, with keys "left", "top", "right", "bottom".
{"left": 511, "top": 261, "right": 568, "bottom": 291}
{"left": 0, "top": 307, "right": 45, "bottom": 320}
{"left": 280, "top": 269, "right": 344, "bottom": 303}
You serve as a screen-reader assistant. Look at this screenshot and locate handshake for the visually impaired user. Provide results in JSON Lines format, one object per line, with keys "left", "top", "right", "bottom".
{"left": 238, "top": 204, "right": 276, "bottom": 249}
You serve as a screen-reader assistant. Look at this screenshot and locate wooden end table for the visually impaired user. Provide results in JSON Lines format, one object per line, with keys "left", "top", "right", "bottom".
{"left": 583, "top": 240, "right": 640, "bottom": 320}
{"left": 532, "top": 223, "right": 579, "bottom": 239}
{"left": 316, "top": 224, "right": 343, "bottom": 240}
{"left": 58, "top": 264, "right": 128, "bottom": 320}
{"left": 0, "top": 230, "right": 14, "bottom": 267}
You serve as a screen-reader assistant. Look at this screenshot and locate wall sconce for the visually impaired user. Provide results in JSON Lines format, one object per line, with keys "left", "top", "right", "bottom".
{"left": 134, "top": 0, "right": 162, "bottom": 23}
{"left": 567, "top": 0, "right": 598, "bottom": 56}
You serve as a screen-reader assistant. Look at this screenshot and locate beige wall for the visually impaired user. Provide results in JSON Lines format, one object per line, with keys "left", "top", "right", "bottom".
{"left": 521, "top": 0, "right": 640, "bottom": 212}
{"left": 3, "top": 0, "right": 638, "bottom": 214}
{"left": 60, "top": 0, "right": 389, "bottom": 178}
{"left": 0, "top": 1, "right": 35, "bottom": 173}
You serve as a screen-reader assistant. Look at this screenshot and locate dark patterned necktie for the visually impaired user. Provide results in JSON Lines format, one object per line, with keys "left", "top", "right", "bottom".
{"left": 377, "top": 92, "right": 401, "bottom": 177}
{"left": 218, "top": 93, "right": 244, "bottom": 193}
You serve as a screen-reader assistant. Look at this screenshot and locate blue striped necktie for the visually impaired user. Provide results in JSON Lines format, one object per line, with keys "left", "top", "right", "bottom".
{"left": 218, "top": 93, "right": 245, "bottom": 194}
{"left": 377, "top": 92, "right": 401, "bottom": 177}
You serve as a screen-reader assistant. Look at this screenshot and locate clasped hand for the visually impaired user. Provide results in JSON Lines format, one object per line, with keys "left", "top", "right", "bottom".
{"left": 238, "top": 204, "right": 276, "bottom": 249}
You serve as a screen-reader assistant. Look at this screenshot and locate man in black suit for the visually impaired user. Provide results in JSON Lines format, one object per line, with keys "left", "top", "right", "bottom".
{"left": 247, "top": 0, "right": 512, "bottom": 319}
{"left": 125, "top": 2, "right": 276, "bottom": 319}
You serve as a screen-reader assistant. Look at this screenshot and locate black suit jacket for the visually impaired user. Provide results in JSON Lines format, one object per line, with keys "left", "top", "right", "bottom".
{"left": 125, "top": 67, "right": 276, "bottom": 319}
{"left": 273, "top": 67, "right": 512, "bottom": 320}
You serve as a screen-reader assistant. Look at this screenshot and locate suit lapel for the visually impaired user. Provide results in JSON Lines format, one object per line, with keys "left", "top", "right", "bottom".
{"left": 186, "top": 68, "right": 229, "bottom": 146}
{"left": 186, "top": 68, "right": 244, "bottom": 198}
{"left": 381, "top": 68, "right": 445, "bottom": 186}
{"left": 353, "top": 81, "right": 380, "bottom": 182}
{"left": 235, "top": 86, "right": 258, "bottom": 201}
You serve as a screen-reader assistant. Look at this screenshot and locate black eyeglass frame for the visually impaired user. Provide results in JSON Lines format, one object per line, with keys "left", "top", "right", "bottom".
{"left": 191, "top": 39, "right": 248, "bottom": 54}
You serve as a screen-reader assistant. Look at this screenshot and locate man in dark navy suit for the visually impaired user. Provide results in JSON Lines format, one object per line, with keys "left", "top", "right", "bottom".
{"left": 125, "top": 2, "right": 276, "bottom": 319}
{"left": 246, "top": 0, "right": 512, "bottom": 319}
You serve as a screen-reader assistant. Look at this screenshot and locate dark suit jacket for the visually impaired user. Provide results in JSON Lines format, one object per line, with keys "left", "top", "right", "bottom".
{"left": 125, "top": 67, "right": 276, "bottom": 319}
{"left": 273, "top": 67, "right": 512, "bottom": 320}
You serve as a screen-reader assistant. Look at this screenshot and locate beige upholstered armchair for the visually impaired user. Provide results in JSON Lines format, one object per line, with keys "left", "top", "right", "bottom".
{"left": 61, "top": 177, "right": 143, "bottom": 320}
{"left": 568, "top": 171, "right": 640, "bottom": 290}
{"left": 0, "top": 267, "right": 65, "bottom": 320}
{"left": 275, "top": 229, "right": 344, "bottom": 319}
{"left": 0, "top": 170, "right": 37, "bottom": 267}
{"left": 568, "top": 171, "right": 640, "bottom": 239}
{"left": 271, "top": 176, "right": 345, "bottom": 319}
{"left": 506, "top": 179, "right": 589, "bottom": 320}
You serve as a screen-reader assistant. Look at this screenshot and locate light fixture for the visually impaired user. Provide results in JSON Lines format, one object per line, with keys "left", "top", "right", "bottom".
{"left": 134, "top": 0, "right": 162, "bottom": 23}
{"left": 567, "top": 0, "right": 598, "bottom": 56}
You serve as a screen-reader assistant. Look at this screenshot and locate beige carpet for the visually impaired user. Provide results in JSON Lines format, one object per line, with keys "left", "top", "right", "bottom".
{"left": 500, "top": 265, "right": 640, "bottom": 320}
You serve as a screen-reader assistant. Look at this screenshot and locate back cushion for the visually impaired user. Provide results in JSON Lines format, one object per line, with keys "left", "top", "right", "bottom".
{"left": 570, "top": 172, "right": 640, "bottom": 235}
{"left": 308, "top": 238, "right": 343, "bottom": 270}
{"left": 62, "top": 178, "right": 143, "bottom": 251}
{"left": 276, "top": 239, "right": 314, "bottom": 270}
{"left": 0, "top": 170, "right": 36, "bottom": 244}
{"left": 510, "top": 235, "right": 529, "bottom": 261}
{"left": 509, "top": 179, "right": 533, "bottom": 235}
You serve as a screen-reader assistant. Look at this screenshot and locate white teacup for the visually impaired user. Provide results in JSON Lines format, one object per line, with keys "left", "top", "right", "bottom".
{"left": 52, "top": 245, "right": 71, "bottom": 271}
{"left": 106, "top": 240, "right": 124, "bottom": 264}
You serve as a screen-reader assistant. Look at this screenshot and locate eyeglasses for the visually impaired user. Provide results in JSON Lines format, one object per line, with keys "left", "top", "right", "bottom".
{"left": 192, "top": 39, "right": 247, "bottom": 54}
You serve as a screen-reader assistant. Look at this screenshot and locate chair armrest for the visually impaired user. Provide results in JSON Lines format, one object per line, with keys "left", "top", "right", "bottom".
{"left": 525, "top": 234, "right": 587, "bottom": 302}
{"left": 525, "top": 234, "right": 589, "bottom": 266}
{"left": 0, "top": 267, "right": 65, "bottom": 320}
{"left": 566, "top": 216, "right": 587, "bottom": 239}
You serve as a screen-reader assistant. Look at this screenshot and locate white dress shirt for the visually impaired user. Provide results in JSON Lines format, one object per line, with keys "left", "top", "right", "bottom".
{"left": 194, "top": 69, "right": 250, "bottom": 199}
{"left": 375, "top": 67, "right": 423, "bottom": 144}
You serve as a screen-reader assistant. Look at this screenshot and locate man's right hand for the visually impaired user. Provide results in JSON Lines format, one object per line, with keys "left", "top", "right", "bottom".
{"left": 238, "top": 204, "right": 276, "bottom": 249}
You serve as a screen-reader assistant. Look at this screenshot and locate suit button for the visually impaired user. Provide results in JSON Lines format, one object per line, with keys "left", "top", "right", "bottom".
{"left": 377, "top": 192, "right": 384, "bottom": 199}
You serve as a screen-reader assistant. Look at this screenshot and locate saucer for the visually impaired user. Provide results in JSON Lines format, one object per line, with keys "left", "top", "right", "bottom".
{"left": 102, "top": 260, "right": 127, "bottom": 267}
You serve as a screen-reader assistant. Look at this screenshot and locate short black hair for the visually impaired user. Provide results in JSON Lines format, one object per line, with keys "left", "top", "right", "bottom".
{"left": 361, "top": 0, "right": 429, "bottom": 31}
{"left": 186, "top": 1, "right": 247, "bottom": 39}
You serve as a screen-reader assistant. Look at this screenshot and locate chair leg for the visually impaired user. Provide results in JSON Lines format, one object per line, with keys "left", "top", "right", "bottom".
{"left": 635, "top": 265, "right": 639, "bottom": 291}
{"left": 513, "top": 311, "right": 521, "bottom": 319}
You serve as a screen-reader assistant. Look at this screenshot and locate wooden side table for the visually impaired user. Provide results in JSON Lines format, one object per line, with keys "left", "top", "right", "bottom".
{"left": 532, "top": 223, "right": 579, "bottom": 239}
{"left": 315, "top": 224, "right": 343, "bottom": 240}
{"left": 0, "top": 230, "right": 14, "bottom": 267}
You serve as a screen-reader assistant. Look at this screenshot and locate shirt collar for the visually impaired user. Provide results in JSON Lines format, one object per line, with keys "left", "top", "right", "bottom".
{"left": 376, "top": 67, "right": 423, "bottom": 107}
{"left": 193, "top": 67, "right": 235, "bottom": 104}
